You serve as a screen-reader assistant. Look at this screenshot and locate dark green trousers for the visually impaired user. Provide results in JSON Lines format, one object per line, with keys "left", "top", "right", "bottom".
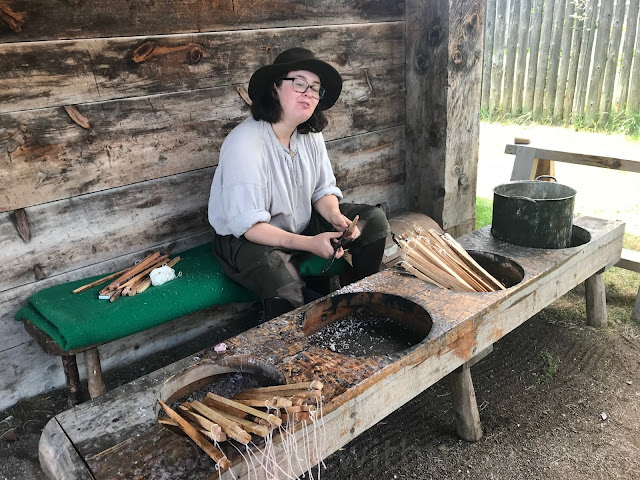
{"left": 211, "top": 203, "right": 390, "bottom": 307}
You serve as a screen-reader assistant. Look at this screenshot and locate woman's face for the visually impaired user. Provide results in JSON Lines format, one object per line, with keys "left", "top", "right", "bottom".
{"left": 275, "top": 70, "right": 321, "bottom": 126}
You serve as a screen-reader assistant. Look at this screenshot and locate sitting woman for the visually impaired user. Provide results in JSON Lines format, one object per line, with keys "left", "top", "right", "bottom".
{"left": 208, "top": 47, "right": 391, "bottom": 319}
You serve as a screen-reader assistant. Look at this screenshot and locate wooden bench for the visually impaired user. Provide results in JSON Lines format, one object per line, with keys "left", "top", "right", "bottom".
{"left": 505, "top": 143, "right": 640, "bottom": 324}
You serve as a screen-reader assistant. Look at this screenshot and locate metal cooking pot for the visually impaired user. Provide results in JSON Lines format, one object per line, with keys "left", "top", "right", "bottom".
{"left": 491, "top": 176, "right": 577, "bottom": 249}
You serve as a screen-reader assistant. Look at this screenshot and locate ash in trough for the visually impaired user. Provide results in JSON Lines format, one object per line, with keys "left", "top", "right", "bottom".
{"left": 308, "top": 307, "right": 418, "bottom": 356}
{"left": 302, "top": 292, "right": 433, "bottom": 356}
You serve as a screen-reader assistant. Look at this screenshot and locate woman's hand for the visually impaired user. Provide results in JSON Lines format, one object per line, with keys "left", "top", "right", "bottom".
{"left": 309, "top": 231, "right": 345, "bottom": 259}
{"left": 328, "top": 212, "right": 361, "bottom": 242}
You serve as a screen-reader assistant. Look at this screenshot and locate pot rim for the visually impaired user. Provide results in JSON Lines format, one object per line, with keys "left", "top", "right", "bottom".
{"left": 493, "top": 180, "right": 577, "bottom": 201}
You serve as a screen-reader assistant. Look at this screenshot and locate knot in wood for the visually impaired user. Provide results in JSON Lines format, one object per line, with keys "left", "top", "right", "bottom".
{"left": 468, "top": 12, "right": 480, "bottom": 30}
{"left": 132, "top": 42, "right": 157, "bottom": 63}
{"left": 453, "top": 49, "right": 463, "bottom": 65}
{"left": 335, "top": 52, "right": 349, "bottom": 66}
{"left": 428, "top": 25, "right": 442, "bottom": 45}
{"left": 415, "top": 53, "right": 428, "bottom": 73}
{"left": 187, "top": 45, "right": 204, "bottom": 64}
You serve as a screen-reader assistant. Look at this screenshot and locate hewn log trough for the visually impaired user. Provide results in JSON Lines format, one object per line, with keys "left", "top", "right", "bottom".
{"left": 39, "top": 216, "right": 623, "bottom": 480}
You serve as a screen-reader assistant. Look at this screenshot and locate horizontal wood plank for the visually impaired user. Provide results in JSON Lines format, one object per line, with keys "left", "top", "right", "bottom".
{"left": 0, "top": 303, "right": 252, "bottom": 412}
{"left": 0, "top": 0, "right": 404, "bottom": 43}
{"left": 0, "top": 127, "right": 406, "bottom": 297}
{"left": 0, "top": 66, "right": 405, "bottom": 212}
{"left": 615, "top": 248, "right": 640, "bottom": 273}
{"left": 0, "top": 22, "right": 404, "bottom": 113}
{"left": 504, "top": 144, "right": 640, "bottom": 173}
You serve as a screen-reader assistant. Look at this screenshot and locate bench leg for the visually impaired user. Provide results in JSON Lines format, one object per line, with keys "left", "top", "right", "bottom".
{"left": 61, "top": 355, "right": 81, "bottom": 407}
{"left": 448, "top": 363, "right": 483, "bottom": 441}
{"left": 585, "top": 270, "right": 607, "bottom": 328}
{"left": 84, "top": 348, "right": 105, "bottom": 399}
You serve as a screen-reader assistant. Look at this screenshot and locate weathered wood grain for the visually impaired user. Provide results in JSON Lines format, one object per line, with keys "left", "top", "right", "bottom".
{"left": 0, "top": 0, "right": 405, "bottom": 43}
{"left": 406, "top": 0, "right": 484, "bottom": 234}
{"left": 40, "top": 216, "right": 623, "bottom": 479}
{"left": 489, "top": 0, "right": 506, "bottom": 112}
{"left": 448, "top": 363, "right": 483, "bottom": 441}
{"left": 501, "top": 0, "right": 520, "bottom": 112}
{"left": 0, "top": 126, "right": 405, "bottom": 293}
{"left": 524, "top": 0, "right": 544, "bottom": 112}
{"left": 38, "top": 418, "right": 94, "bottom": 480}
{"left": 504, "top": 144, "right": 640, "bottom": 172}
{"left": 481, "top": 0, "right": 497, "bottom": 111}
{"left": 614, "top": 0, "right": 640, "bottom": 112}
{"left": 0, "top": 65, "right": 404, "bottom": 212}
{"left": 585, "top": 271, "right": 607, "bottom": 327}
{"left": 0, "top": 302, "right": 252, "bottom": 412}
{"left": 598, "top": 0, "right": 626, "bottom": 126}
{"left": 585, "top": 0, "right": 614, "bottom": 124}
{"left": 0, "top": 22, "right": 404, "bottom": 114}
{"left": 0, "top": 170, "right": 213, "bottom": 293}
{"left": 572, "top": 0, "right": 597, "bottom": 118}
{"left": 542, "top": 0, "right": 566, "bottom": 118}
{"left": 512, "top": 0, "right": 531, "bottom": 113}
{"left": 630, "top": 7, "right": 640, "bottom": 114}
{"left": 553, "top": 0, "right": 576, "bottom": 121}
{"left": 532, "top": 0, "right": 556, "bottom": 118}
{"left": 563, "top": 1, "right": 583, "bottom": 119}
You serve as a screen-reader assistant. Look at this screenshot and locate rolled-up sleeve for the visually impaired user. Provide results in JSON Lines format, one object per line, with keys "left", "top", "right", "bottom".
{"left": 310, "top": 133, "right": 343, "bottom": 204}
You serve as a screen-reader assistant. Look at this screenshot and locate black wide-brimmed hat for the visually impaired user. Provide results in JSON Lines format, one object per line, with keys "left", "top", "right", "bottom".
{"left": 248, "top": 47, "right": 342, "bottom": 110}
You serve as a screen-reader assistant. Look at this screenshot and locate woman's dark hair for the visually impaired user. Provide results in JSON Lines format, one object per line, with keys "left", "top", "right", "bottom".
{"left": 250, "top": 78, "right": 328, "bottom": 134}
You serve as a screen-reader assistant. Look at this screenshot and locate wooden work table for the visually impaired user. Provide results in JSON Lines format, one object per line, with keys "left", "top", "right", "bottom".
{"left": 39, "top": 216, "right": 624, "bottom": 480}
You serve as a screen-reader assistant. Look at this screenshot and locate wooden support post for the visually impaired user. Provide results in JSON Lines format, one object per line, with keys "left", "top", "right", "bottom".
{"left": 585, "top": 269, "right": 607, "bottom": 328}
{"left": 84, "top": 348, "right": 106, "bottom": 399}
{"left": 448, "top": 363, "right": 483, "bottom": 441}
{"left": 405, "top": 0, "right": 485, "bottom": 238}
{"left": 632, "top": 286, "right": 640, "bottom": 325}
{"left": 61, "top": 355, "right": 82, "bottom": 407}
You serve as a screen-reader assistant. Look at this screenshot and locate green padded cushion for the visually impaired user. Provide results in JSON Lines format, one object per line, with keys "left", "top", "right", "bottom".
{"left": 15, "top": 243, "right": 343, "bottom": 351}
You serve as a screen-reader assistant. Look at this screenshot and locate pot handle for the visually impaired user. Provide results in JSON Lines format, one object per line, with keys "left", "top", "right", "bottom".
{"left": 535, "top": 175, "right": 557, "bottom": 183}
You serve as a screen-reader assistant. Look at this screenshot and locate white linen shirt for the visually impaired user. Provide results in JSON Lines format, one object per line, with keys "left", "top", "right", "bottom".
{"left": 208, "top": 117, "right": 343, "bottom": 237}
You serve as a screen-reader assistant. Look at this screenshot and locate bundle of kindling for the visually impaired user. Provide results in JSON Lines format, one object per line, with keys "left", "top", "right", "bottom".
{"left": 157, "top": 380, "right": 325, "bottom": 473}
{"left": 72, "top": 251, "right": 181, "bottom": 301}
{"left": 397, "top": 226, "right": 505, "bottom": 292}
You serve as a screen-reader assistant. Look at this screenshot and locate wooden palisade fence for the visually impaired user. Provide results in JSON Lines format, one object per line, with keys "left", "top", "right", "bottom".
{"left": 483, "top": 0, "right": 640, "bottom": 126}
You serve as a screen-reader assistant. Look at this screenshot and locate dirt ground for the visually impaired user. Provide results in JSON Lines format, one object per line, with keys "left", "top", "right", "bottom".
{"left": 1, "top": 123, "right": 639, "bottom": 480}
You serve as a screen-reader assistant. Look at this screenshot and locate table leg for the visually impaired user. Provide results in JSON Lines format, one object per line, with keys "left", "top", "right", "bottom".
{"left": 448, "top": 363, "right": 483, "bottom": 441}
{"left": 585, "top": 270, "right": 607, "bottom": 328}
{"left": 61, "top": 355, "right": 81, "bottom": 407}
{"left": 632, "top": 286, "right": 640, "bottom": 325}
{"left": 84, "top": 348, "right": 106, "bottom": 399}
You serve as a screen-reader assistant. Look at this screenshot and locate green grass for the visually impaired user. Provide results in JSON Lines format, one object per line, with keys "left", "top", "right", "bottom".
{"left": 538, "top": 349, "right": 559, "bottom": 383}
{"left": 475, "top": 196, "right": 493, "bottom": 230}
{"left": 481, "top": 109, "right": 640, "bottom": 141}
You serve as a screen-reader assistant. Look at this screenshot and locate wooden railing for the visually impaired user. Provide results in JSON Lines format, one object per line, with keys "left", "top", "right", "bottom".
{"left": 505, "top": 143, "right": 640, "bottom": 324}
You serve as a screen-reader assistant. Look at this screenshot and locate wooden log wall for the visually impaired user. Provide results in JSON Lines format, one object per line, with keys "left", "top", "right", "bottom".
{"left": 0, "top": 0, "right": 419, "bottom": 411}
{"left": 405, "top": 0, "right": 485, "bottom": 236}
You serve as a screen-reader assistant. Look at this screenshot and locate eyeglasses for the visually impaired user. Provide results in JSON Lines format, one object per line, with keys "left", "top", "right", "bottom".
{"left": 281, "top": 77, "right": 326, "bottom": 100}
